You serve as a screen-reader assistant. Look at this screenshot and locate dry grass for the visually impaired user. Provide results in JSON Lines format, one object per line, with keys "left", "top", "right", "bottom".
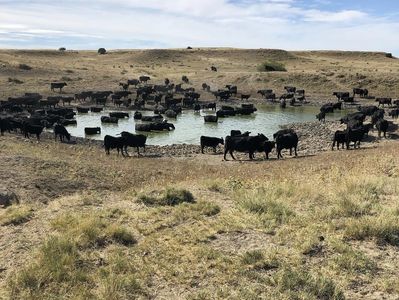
{"left": 0, "top": 131, "right": 399, "bottom": 299}
{"left": 0, "top": 48, "right": 398, "bottom": 101}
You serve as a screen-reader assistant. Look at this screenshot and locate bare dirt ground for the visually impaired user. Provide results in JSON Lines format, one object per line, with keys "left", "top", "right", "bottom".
{"left": 1, "top": 48, "right": 398, "bottom": 103}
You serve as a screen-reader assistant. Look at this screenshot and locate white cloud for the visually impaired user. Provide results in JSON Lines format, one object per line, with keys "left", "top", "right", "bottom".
{"left": 303, "top": 9, "right": 368, "bottom": 22}
{"left": 0, "top": 0, "right": 397, "bottom": 55}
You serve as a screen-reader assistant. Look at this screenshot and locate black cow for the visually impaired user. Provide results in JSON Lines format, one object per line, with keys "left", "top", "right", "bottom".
{"left": 371, "top": 109, "right": 385, "bottom": 125}
{"left": 376, "top": 119, "right": 389, "bottom": 138}
{"left": 332, "top": 130, "right": 347, "bottom": 150}
{"left": 91, "top": 107, "right": 103, "bottom": 113}
{"left": 54, "top": 124, "right": 71, "bottom": 142}
{"left": 340, "top": 112, "right": 366, "bottom": 124}
{"left": 128, "top": 79, "right": 140, "bottom": 86}
{"left": 389, "top": 109, "right": 399, "bottom": 119}
{"left": 284, "top": 86, "right": 296, "bottom": 93}
{"left": 120, "top": 131, "right": 147, "bottom": 156}
{"left": 273, "top": 129, "right": 295, "bottom": 140}
{"left": 320, "top": 103, "right": 334, "bottom": 113}
{"left": 85, "top": 127, "right": 101, "bottom": 135}
{"left": 101, "top": 116, "right": 118, "bottom": 124}
{"left": 134, "top": 111, "right": 142, "bottom": 120}
{"left": 241, "top": 94, "right": 251, "bottom": 101}
{"left": 151, "top": 122, "right": 175, "bottom": 131}
{"left": 200, "top": 136, "right": 224, "bottom": 154}
{"left": 230, "top": 130, "right": 250, "bottom": 137}
{"left": 141, "top": 115, "right": 163, "bottom": 122}
{"left": 109, "top": 112, "right": 129, "bottom": 119}
{"left": 139, "top": 76, "right": 151, "bottom": 83}
{"left": 346, "top": 128, "right": 365, "bottom": 149}
{"left": 257, "top": 89, "right": 273, "bottom": 98}
{"left": 376, "top": 98, "right": 392, "bottom": 107}
{"left": 357, "top": 105, "right": 378, "bottom": 116}
{"left": 263, "top": 141, "right": 275, "bottom": 159}
{"left": 104, "top": 135, "right": 125, "bottom": 156}
{"left": 359, "top": 124, "right": 373, "bottom": 136}
{"left": 332, "top": 102, "right": 343, "bottom": 110}
{"left": 202, "top": 103, "right": 216, "bottom": 110}
{"left": 135, "top": 123, "right": 152, "bottom": 132}
{"left": 275, "top": 131, "right": 298, "bottom": 159}
{"left": 353, "top": 88, "right": 368, "bottom": 98}
{"left": 23, "top": 124, "right": 44, "bottom": 140}
{"left": 0, "top": 118, "right": 12, "bottom": 135}
{"left": 333, "top": 92, "right": 350, "bottom": 101}
{"left": 77, "top": 106, "right": 90, "bottom": 113}
{"left": 182, "top": 75, "right": 189, "bottom": 83}
{"left": 224, "top": 134, "right": 268, "bottom": 161}
{"left": 316, "top": 111, "right": 326, "bottom": 122}
{"left": 50, "top": 82, "right": 67, "bottom": 92}
{"left": 204, "top": 115, "right": 218, "bottom": 123}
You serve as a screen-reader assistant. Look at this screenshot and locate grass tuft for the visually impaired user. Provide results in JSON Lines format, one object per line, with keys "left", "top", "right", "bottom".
{"left": 138, "top": 188, "right": 195, "bottom": 206}
{"left": 257, "top": 60, "right": 287, "bottom": 72}
{"left": 0, "top": 206, "right": 33, "bottom": 226}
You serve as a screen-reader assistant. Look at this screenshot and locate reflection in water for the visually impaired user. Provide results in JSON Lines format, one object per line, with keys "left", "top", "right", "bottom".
{"left": 64, "top": 104, "right": 349, "bottom": 146}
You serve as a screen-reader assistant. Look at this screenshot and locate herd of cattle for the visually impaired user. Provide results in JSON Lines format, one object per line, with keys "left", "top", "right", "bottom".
{"left": 1, "top": 75, "right": 398, "bottom": 160}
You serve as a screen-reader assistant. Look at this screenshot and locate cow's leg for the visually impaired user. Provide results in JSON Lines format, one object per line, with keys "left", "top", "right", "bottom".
{"left": 332, "top": 141, "right": 335, "bottom": 151}
{"left": 249, "top": 151, "right": 254, "bottom": 160}
{"left": 294, "top": 147, "right": 298, "bottom": 156}
{"left": 201, "top": 146, "right": 204, "bottom": 154}
{"left": 289, "top": 148, "right": 292, "bottom": 156}
{"left": 223, "top": 149, "right": 228, "bottom": 160}
{"left": 229, "top": 150, "right": 236, "bottom": 160}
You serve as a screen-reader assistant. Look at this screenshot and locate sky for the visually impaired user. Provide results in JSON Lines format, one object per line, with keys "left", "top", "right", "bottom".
{"left": 0, "top": 0, "right": 398, "bottom": 54}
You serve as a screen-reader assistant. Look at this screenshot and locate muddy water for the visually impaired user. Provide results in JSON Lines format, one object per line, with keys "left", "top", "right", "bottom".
{"left": 65, "top": 104, "right": 349, "bottom": 145}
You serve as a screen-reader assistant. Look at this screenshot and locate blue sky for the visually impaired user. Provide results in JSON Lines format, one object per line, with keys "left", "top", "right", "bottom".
{"left": 0, "top": 0, "right": 398, "bottom": 54}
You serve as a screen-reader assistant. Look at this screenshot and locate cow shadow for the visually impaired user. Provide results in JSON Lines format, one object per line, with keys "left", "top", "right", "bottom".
{"left": 223, "top": 153, "right": 317, "bottom": 162}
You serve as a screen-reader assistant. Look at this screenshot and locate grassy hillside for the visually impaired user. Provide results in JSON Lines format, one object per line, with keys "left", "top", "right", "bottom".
{"left": 1, "top": 135, "right": 399, "bottom": 299}
{"left": 0, "top": 48, "right": 398, "bottom": 101}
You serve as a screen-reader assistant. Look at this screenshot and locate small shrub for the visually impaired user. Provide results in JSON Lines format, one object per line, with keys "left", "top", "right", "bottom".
{"left": 257, "top": 60, "right": 287, "bottom": 72}
{"left": 18, "top": 64, "right": 32, "bottom": 70}
{"left": 8, "top": 78, "right": 23, "bottom": 84}
{"left": 138, "top": 188, "right": 195, "bottom": 206}
{"left": 0, "top": 206, "right": 33, "bottom": 226}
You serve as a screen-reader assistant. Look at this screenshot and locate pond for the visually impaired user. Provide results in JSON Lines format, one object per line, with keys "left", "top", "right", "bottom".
{"left": 65, "top": 104, "right": 349, "bottom": 145}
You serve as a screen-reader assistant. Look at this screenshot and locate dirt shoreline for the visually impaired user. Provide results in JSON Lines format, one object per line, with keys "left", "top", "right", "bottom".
{"left": 5, "top": 117, "right": 397, "bottom": 160}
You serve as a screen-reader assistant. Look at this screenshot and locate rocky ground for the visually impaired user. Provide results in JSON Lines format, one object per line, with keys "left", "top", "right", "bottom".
{"left": 24, "top": 115, "right": 399, "bottom": 160}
